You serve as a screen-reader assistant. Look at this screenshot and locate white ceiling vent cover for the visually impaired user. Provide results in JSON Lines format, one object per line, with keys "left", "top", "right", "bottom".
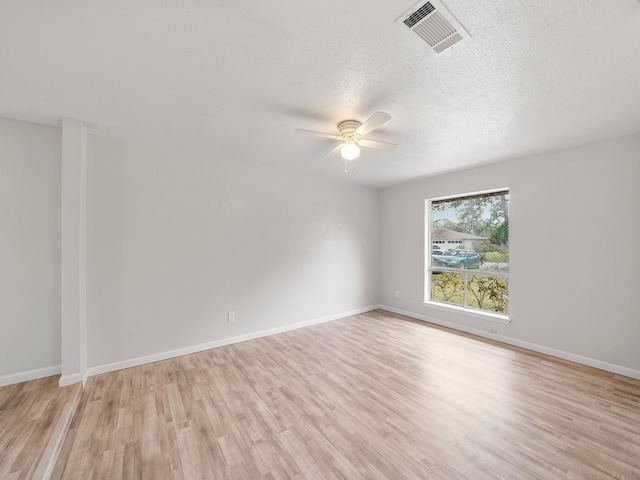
{"left": 396, "top": 0, "right": 470, "bottom": 54}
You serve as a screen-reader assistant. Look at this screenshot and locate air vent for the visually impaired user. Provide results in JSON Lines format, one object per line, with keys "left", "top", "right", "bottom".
{"left": 396, "top": 0, "right": 470, "bottom": 54}
{"left": 403, "top": 2, "right": 436, "bottom": 28}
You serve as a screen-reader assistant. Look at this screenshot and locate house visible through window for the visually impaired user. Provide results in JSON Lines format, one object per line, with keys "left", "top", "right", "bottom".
{"left": 426, "top": 189, "right": 509, "bottom": 317}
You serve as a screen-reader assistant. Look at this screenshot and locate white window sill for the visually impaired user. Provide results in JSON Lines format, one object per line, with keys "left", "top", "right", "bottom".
{"left": 424, "top": 301, "right": 511, "bottom": 324}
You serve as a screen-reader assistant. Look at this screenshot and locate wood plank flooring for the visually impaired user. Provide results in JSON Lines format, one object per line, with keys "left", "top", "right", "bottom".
{"left": 51, "top": 310, "right": 640, "bottom": 479}
{"left": 0, "top": 375, "right": 77, "bottom": 480}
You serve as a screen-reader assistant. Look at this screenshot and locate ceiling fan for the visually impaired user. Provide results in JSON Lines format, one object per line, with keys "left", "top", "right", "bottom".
{"left": 296, "top": 112, "right": 397, "bottom": 171}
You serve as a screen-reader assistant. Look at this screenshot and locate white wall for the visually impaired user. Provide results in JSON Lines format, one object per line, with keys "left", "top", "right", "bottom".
{"left": 380, "top": 133, "right": 640, "bottom": 376}
{"left": 2, "top": 116, "right": 638, "bottom": 384}
{"left": 86, "top": 136, "right": 380, "bottom": 369}
{"left": 0, "top": 118, "right": 62, "bottom": 381}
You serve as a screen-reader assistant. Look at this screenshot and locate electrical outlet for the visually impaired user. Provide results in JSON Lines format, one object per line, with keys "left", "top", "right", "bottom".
{"left": 395, "top": 290, "right": 400, "bottom": 298}
{"left": 227, "top": 312, "right": 236, "bottom": 322}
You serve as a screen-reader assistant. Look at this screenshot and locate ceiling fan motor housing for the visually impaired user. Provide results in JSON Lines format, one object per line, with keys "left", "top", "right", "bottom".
{"left": 338, "top": 120, "right": 361, "bottom": 136}
{"left": 338, "top": 120, "right": 362, "bottom": 143}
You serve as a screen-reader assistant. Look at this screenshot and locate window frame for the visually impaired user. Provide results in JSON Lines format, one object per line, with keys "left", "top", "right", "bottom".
{"left": 425, "top": 188, "right": 511, "bottom": 323}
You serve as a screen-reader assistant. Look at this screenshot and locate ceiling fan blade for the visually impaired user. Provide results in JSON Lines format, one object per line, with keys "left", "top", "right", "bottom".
{"left": 323, "top": 142, "right": 344, "bottom": 158}
{"left": 296, "top": 129, "right": 340, "bottom": 140}
{"left": 355, "top": 111, "right": 391, "bottom": 136}
{"left": 359, "top": 138, "right": 398, "bottom": 152}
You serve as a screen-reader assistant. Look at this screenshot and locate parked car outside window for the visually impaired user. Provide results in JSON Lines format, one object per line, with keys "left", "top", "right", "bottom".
{"left": 431, "top": 249, "right": 482, "bottom": 269}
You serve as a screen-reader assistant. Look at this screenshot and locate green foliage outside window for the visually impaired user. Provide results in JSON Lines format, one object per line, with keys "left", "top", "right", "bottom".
{"left": 431, "top": 273, "right": 508, "bottom": 314}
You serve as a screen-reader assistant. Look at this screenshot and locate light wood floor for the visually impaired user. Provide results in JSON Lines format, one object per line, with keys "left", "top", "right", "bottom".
{"left": 50, "top": 310, "right": 640, "bottom": 479}
{"left": 0, "top": 375, "right": 76, "bottom": 480}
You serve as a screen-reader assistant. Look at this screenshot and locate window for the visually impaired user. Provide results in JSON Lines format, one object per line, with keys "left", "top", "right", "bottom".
{"left": 425, "top": 189, "right": 509, "bottom": 318}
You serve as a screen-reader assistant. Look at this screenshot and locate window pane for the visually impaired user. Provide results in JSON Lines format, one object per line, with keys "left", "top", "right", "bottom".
{"left": 427, "top": 189, "right": 509, "bottom": 316}
{"left": 431, "top": 272, "right": 464, "bottom": 307}
{"left": 431, "top": 192, "right": 509, "bottom": 273}
{"left": 466, "top": 275, "right": 509, "bottom": 314}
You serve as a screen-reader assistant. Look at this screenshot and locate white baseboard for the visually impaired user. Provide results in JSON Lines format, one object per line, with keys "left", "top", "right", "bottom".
{"left": 86, "top": 305, "right": 379, "bottom": 378}
{"left": 377, "top": 305, "right": 640, "bottom": 381}
{"left": 0, "top": 365, "right": 61, "bottom": 387}
{"left": 59, "top": 372, "right": 84, "bottom": 388}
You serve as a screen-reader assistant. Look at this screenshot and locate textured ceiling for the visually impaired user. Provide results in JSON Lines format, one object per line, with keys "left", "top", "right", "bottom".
{"left": 2, "top": 0, "right": 640, "bottom": 187}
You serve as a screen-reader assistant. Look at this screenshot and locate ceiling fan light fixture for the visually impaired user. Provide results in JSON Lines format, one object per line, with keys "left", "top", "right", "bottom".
{"left": 341, "top": 143, "right": 360, "bottom": 160}
{"left": 296, "top": 112, "right": 396, "bottom": 168}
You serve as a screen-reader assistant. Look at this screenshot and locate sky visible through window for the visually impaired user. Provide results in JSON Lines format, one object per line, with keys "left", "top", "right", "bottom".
{"left": 431, "top": 202, "right": 500, "bottom": 230}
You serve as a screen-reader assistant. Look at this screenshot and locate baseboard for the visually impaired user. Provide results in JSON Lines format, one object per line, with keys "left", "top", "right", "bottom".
{"left": 32, "top": 382, "right": 83, "bottom": 480}
{"left": 0, "top": 365, "right": 61, "bottom": 387}
{"left": 378, "top": 305, "right": 640, "bottom": 381}
{"left": 86, "top": 305, "right": 379, "bottom": 378}
{"left": 59, "top": 372, "right": 84, "bottom": 388}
